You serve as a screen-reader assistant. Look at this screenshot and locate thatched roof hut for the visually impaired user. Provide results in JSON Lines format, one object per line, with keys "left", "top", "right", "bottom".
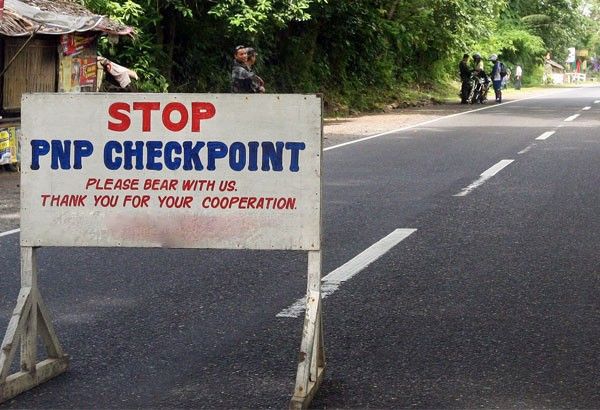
{"left": 0, "top": 0, "right": 133, "bottom": 114}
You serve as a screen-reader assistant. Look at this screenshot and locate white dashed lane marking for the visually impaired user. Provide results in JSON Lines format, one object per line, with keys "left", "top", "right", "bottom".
{"left": 454, "top": 160, "right": 514, "bottom": 197}
{"left": 536, "top": 131, "right": 555, "bottom": 141}
{"left": 564, "top": 114, "right": 580, "bottom": 122}
{"left": 518, "top": 144, "right": 536, "bottom": 155}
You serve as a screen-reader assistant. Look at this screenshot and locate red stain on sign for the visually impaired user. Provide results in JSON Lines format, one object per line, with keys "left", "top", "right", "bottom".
{"left": 106, "top": 214, "right": 260, "bottom": 248}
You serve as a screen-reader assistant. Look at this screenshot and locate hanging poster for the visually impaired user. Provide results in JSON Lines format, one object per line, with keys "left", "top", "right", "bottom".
{"left": 60, "top": 33, "right": 96, "bottom": 57}
{"left": 0, "top": 127, "right": 18, "bottom": 165}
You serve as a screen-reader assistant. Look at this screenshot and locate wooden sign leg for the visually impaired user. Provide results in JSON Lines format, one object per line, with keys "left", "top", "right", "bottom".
{"left": 0, "top": 246, "right": 69, "bottom": 403}
{"left": 291, "top": 250, "right": 326, "bottom": 409}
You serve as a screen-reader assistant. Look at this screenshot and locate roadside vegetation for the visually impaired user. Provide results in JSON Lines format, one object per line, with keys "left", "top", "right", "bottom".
{"left": 82, "top": 0, "right": 600, "bottom": 115}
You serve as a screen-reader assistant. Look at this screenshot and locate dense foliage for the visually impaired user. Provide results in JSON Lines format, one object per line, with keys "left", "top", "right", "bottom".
{"left": 82, "top": 0, "right": 600, "bottom": 112}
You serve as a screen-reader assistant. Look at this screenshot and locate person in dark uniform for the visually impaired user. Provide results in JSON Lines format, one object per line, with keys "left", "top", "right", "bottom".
{"left": 459, "top": 53, "right": 471, "bottom": 104}
{"left": 245, "top": 47, "right": 265, "bottom": 93}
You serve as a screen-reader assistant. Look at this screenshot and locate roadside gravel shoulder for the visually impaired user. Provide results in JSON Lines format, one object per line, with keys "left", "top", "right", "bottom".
{"left": 323, "top": 87, "right": 571, "bottom": 148}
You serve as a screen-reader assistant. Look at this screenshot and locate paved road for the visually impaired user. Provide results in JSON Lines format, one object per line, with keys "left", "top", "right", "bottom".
{"left": 1, "top": 87, "right": 599, "bottom": 408}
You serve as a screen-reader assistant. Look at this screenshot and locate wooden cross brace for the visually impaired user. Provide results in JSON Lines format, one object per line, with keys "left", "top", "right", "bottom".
{"left": 0, "top": 247, "right": 69, "bottom": 403}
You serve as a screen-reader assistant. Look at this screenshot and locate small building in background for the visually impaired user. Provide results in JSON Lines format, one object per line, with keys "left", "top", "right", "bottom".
{"left": 543, "top": 58, "right": 565, "bottom": 84}
{"left": 0, "top": 0, "right": 132, "bottom": 168}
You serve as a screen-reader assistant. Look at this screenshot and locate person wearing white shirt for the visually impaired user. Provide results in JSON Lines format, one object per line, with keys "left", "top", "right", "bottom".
{"left": 514, "top": 64, "right": 523, "bottom": 89}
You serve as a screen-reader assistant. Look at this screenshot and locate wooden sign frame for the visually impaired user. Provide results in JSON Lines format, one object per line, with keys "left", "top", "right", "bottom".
{"left": 290, "top": 250, "right": 326, "bottom": 408}
{"left": 1, "top": 93, "right": 326, "bottom": 407}
{"left": 0, "top": 246, "right": 326, "bottom": 409}
{"left": 0, "top": 247, "right": 69, "bottom": 402}
{"left": 0, "top": 247, "right": 326, "bottom": 407}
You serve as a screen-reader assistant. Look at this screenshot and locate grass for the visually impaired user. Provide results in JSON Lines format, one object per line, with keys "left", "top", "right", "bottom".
{"left": 324, "top": 81, "right": 461, "bottom": 118}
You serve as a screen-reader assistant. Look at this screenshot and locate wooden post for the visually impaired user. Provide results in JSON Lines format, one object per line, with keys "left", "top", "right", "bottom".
{"left": 290, "top": 250, "right": 326, "bottom": 409}
{"left": 0, "top": 247, "right": 69, "bottom": 403}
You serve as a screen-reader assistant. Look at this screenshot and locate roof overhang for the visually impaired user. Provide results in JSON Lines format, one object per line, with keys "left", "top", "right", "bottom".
{"left": 0, "top": 0, "right": 133, "bottom": 36}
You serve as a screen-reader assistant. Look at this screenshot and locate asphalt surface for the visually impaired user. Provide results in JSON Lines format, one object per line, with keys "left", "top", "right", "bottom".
{"left": 1, "top": 87, "right": 599, "bottom": 408}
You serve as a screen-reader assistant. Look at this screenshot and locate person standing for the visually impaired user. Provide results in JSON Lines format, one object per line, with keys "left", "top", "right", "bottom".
{"left": 472, "top": 53, "right": 489, "bottom": 103}
{"left": 231, "top": 45, "right": 253, "bottom": 93}
{"left": 459, "top": 53, "right": 471, "bottom": 104}
{"left": 245, "top": 47, "right": 265, "bottom": 93}
{"left": 472, "top": 53, "right": 485, "bottom": 77}
{"left": 489, "top": 54, "right": 506, "bottom": 103}
{"left": 514, "top": 64, "right": 523, "bottom": 90}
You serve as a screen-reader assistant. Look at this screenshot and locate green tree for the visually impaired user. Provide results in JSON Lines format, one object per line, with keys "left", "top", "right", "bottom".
{"left": 81, "top": 0, "right": 596, "bottom": 111}
{"left": 505, "top": 0, "right": 587, "bottom": 60}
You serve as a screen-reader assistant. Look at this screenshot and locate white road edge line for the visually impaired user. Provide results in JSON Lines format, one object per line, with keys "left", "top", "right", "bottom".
{"left": 582, "top": 106, "right": 591, "bottom": 111}
{"left": 564, "top": 114, "right": 580, "bottom": 122}
{"left": 535, "top": 131, "right": 555, "bottom": 141}
{"left": 0, "top": 228, "right": 20, "bottom": 238}
{"left": 324, "top": 89, "right": 572, "bottom": 152}
{"left": 276, "top": 228, "right": 417, "bottom": 318}
{"left": 453, "top": 159, "right": 514, "bottom": 197}
{"left": 594, "top": 100, "right": 600, "bottom": 104}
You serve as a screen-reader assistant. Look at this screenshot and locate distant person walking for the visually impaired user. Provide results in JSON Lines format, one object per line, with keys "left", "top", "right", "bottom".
{"left": 245, "top": 47, "right": 265, "bottom": 93}
{"left": 459, "top": 53, "right": 471, "bottom": 104}
{"left": 514, "top": 64, "right": 523, "bottom": 90}
{"left": 231, "top": 45, "right": 253, "bottom": 93}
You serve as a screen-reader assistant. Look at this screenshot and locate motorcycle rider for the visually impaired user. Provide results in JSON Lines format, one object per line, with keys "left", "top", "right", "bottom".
{"left": 471, "top": 53, "right": 489, "bottom": 103}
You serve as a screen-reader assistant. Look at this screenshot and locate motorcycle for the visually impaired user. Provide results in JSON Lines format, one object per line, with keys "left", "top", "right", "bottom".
{"left": 466, "top": 73, "right": 489, "bottom": 104}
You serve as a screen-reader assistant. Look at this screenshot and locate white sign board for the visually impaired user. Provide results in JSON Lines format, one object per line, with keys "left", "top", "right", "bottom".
{"left": 566, "top": 47, "right": 576, "bottom": 63}
{"left": 21, "top": 93, "right": 322, "bottom": 250}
